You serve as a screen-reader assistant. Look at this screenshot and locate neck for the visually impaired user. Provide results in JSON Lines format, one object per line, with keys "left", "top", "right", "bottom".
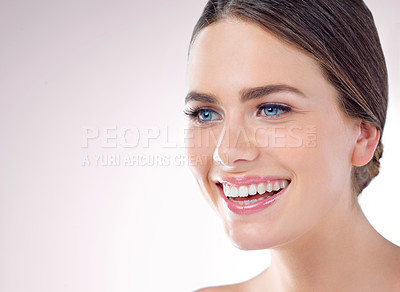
{"left": 266, "top": 192, "right": 389, "bottom": 292}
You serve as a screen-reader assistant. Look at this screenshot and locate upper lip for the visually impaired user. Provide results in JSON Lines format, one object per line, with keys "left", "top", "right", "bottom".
{"left": 215, "top": 175, "right": 291, "bottom": 185}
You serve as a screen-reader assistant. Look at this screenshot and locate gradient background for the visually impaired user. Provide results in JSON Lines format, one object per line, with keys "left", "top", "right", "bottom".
{"left": 0, "top": 1, "right": 399, "bottom": 291}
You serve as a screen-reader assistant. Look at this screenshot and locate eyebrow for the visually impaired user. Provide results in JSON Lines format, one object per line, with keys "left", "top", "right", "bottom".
{"left": 185, "top": 84, "right": 307, "bottom": 104}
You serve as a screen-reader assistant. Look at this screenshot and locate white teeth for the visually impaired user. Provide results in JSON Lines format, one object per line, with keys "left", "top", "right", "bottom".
{"left": 249, "top": 184, "right": 257, "bottom": 196}
{"left": 222, "top": 179, "right": 290, "bottom": 199}
{"left": 231, "top": 187, "right": 238, "bottom": 197}
{"left": 238, "top": 186, "right": 248, "bottom": 197}
{"left": 224, "top": 185, "right": 231, "bottom": 197}
{"left": 266, "top": 182, "right": 273, "bottom": 192}
{"left": 257, "top": 183, "right": 266, "bottom": 195}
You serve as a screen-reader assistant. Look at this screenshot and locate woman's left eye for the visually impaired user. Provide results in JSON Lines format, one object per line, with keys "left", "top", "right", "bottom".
{"left": 257, "top": 103, "right": 291, "bottom": 118}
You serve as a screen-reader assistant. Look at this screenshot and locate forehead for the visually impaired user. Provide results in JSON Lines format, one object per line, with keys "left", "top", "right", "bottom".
{"left": 187, "top": 19, "right": 329, "bottom": 99}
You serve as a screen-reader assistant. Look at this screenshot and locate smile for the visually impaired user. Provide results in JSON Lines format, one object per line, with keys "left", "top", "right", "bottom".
{"left": 216, "top": 176, "right": 291, "bottom": 215}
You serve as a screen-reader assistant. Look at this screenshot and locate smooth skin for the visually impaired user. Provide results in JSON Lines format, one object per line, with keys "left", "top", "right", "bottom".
{"left": 186, "top": 18, "right": 400, "bottom": 292}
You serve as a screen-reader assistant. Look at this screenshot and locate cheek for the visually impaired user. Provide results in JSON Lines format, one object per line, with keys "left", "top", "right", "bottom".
{"left": 253, "top": 123, "right": 316, "bottom": 150}
{"left": 248, "top": 124, "right": 352, "bottom": 247}
{"left": 281, "top": 120, "right": 353, "bottom": 208}
{"left": 264, "top": 120, "right": 353, "bottom": 209}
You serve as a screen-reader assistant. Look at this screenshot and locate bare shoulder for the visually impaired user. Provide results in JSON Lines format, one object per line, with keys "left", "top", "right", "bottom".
{"left": 195, "top": 270, "right": 268, "bottom": 292}
{"left": 194, "top": 283, "right": 243, "bottom": 292}
{"left": 195, "top": 287, "right": 218, "bottom": 292}
{"left": 388, "top": 270, "right": 400, "bottom": 292}
{"left": 194, "top": 287, "right": 222, "bottom": 292}
{"left": 390, "top": 255, "right": 400, "bottom": 291}
{"left": 382, "top": 242, "right": 400, "bottom": 291}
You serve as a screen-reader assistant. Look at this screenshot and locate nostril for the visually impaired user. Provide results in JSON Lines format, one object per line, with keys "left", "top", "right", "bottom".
{"left": 213, "top": 140, "right": 260, "bottom": 167}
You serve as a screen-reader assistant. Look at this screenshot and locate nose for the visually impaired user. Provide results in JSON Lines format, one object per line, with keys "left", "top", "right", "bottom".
{"left": 213, "top": 123, "right": 260, "bottom": 169}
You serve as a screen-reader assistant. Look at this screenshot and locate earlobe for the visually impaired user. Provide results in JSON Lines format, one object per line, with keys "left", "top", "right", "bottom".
{"left": 351, "top": 121, "right": 380, "bottom": 167}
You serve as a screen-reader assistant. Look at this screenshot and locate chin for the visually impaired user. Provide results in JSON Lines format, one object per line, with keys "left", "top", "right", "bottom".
{"left": 223, "top": 222, "right": 284, "bottom": 251}
{"left": 228, "top": 234, "right": 276, "bottom": 251}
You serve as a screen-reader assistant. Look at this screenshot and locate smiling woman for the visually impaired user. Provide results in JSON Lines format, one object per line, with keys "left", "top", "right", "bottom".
{"left": 184, "top": 1, "right": 400, "bottom": 291}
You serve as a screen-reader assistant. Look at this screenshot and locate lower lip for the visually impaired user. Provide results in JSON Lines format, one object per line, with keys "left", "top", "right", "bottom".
{"left": 218, "top": 184, "right": 289, "bottom": 215}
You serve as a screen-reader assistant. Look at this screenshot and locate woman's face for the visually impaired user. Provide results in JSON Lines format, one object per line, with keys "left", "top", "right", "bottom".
{"left": 185, "top": 19, "right": 360, "bottom": 250}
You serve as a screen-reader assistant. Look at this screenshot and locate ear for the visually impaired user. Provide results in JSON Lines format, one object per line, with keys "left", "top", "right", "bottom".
{"left": 351, "top": 120, "right": 380, "bottom": 167}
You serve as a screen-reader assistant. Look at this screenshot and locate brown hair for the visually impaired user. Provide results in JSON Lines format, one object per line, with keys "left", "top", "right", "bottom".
{"left": 189, "top": 0, "right": 388, "bottom": 195}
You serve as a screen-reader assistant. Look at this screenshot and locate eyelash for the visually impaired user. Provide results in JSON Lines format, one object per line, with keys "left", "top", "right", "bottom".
{"left": 183, "top": 106, "right": 221, "bottom": 125}
{"left": 184, "top": 103, "right": 292, "bottom": 124}
{"left": 256, "top": 103, "right": 292, "bottom": 119}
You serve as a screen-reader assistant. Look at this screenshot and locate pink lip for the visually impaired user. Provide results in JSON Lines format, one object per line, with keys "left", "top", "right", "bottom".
{"left": 216, "top": 175, "right": 291, "bottom": 215}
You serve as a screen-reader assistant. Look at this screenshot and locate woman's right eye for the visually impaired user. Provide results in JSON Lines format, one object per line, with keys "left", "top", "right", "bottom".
{"left": 198, "top": 109, "right": 215, "bottom": 121}
{"left": 184, "top": 107, "right": 222, "bottom": 124}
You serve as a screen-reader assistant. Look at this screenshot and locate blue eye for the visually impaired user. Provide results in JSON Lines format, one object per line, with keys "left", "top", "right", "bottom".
{"left": 263, "top": 106, "right": 282, "bottom": 116}
{"left": 258, "top": 103, "right": 291, "bottom": 118}
{"left": 199, "top": 109, "right": 214, "bottom": 121}
{"left": 184, "top": 107, "right": 221, "bottom": 124}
